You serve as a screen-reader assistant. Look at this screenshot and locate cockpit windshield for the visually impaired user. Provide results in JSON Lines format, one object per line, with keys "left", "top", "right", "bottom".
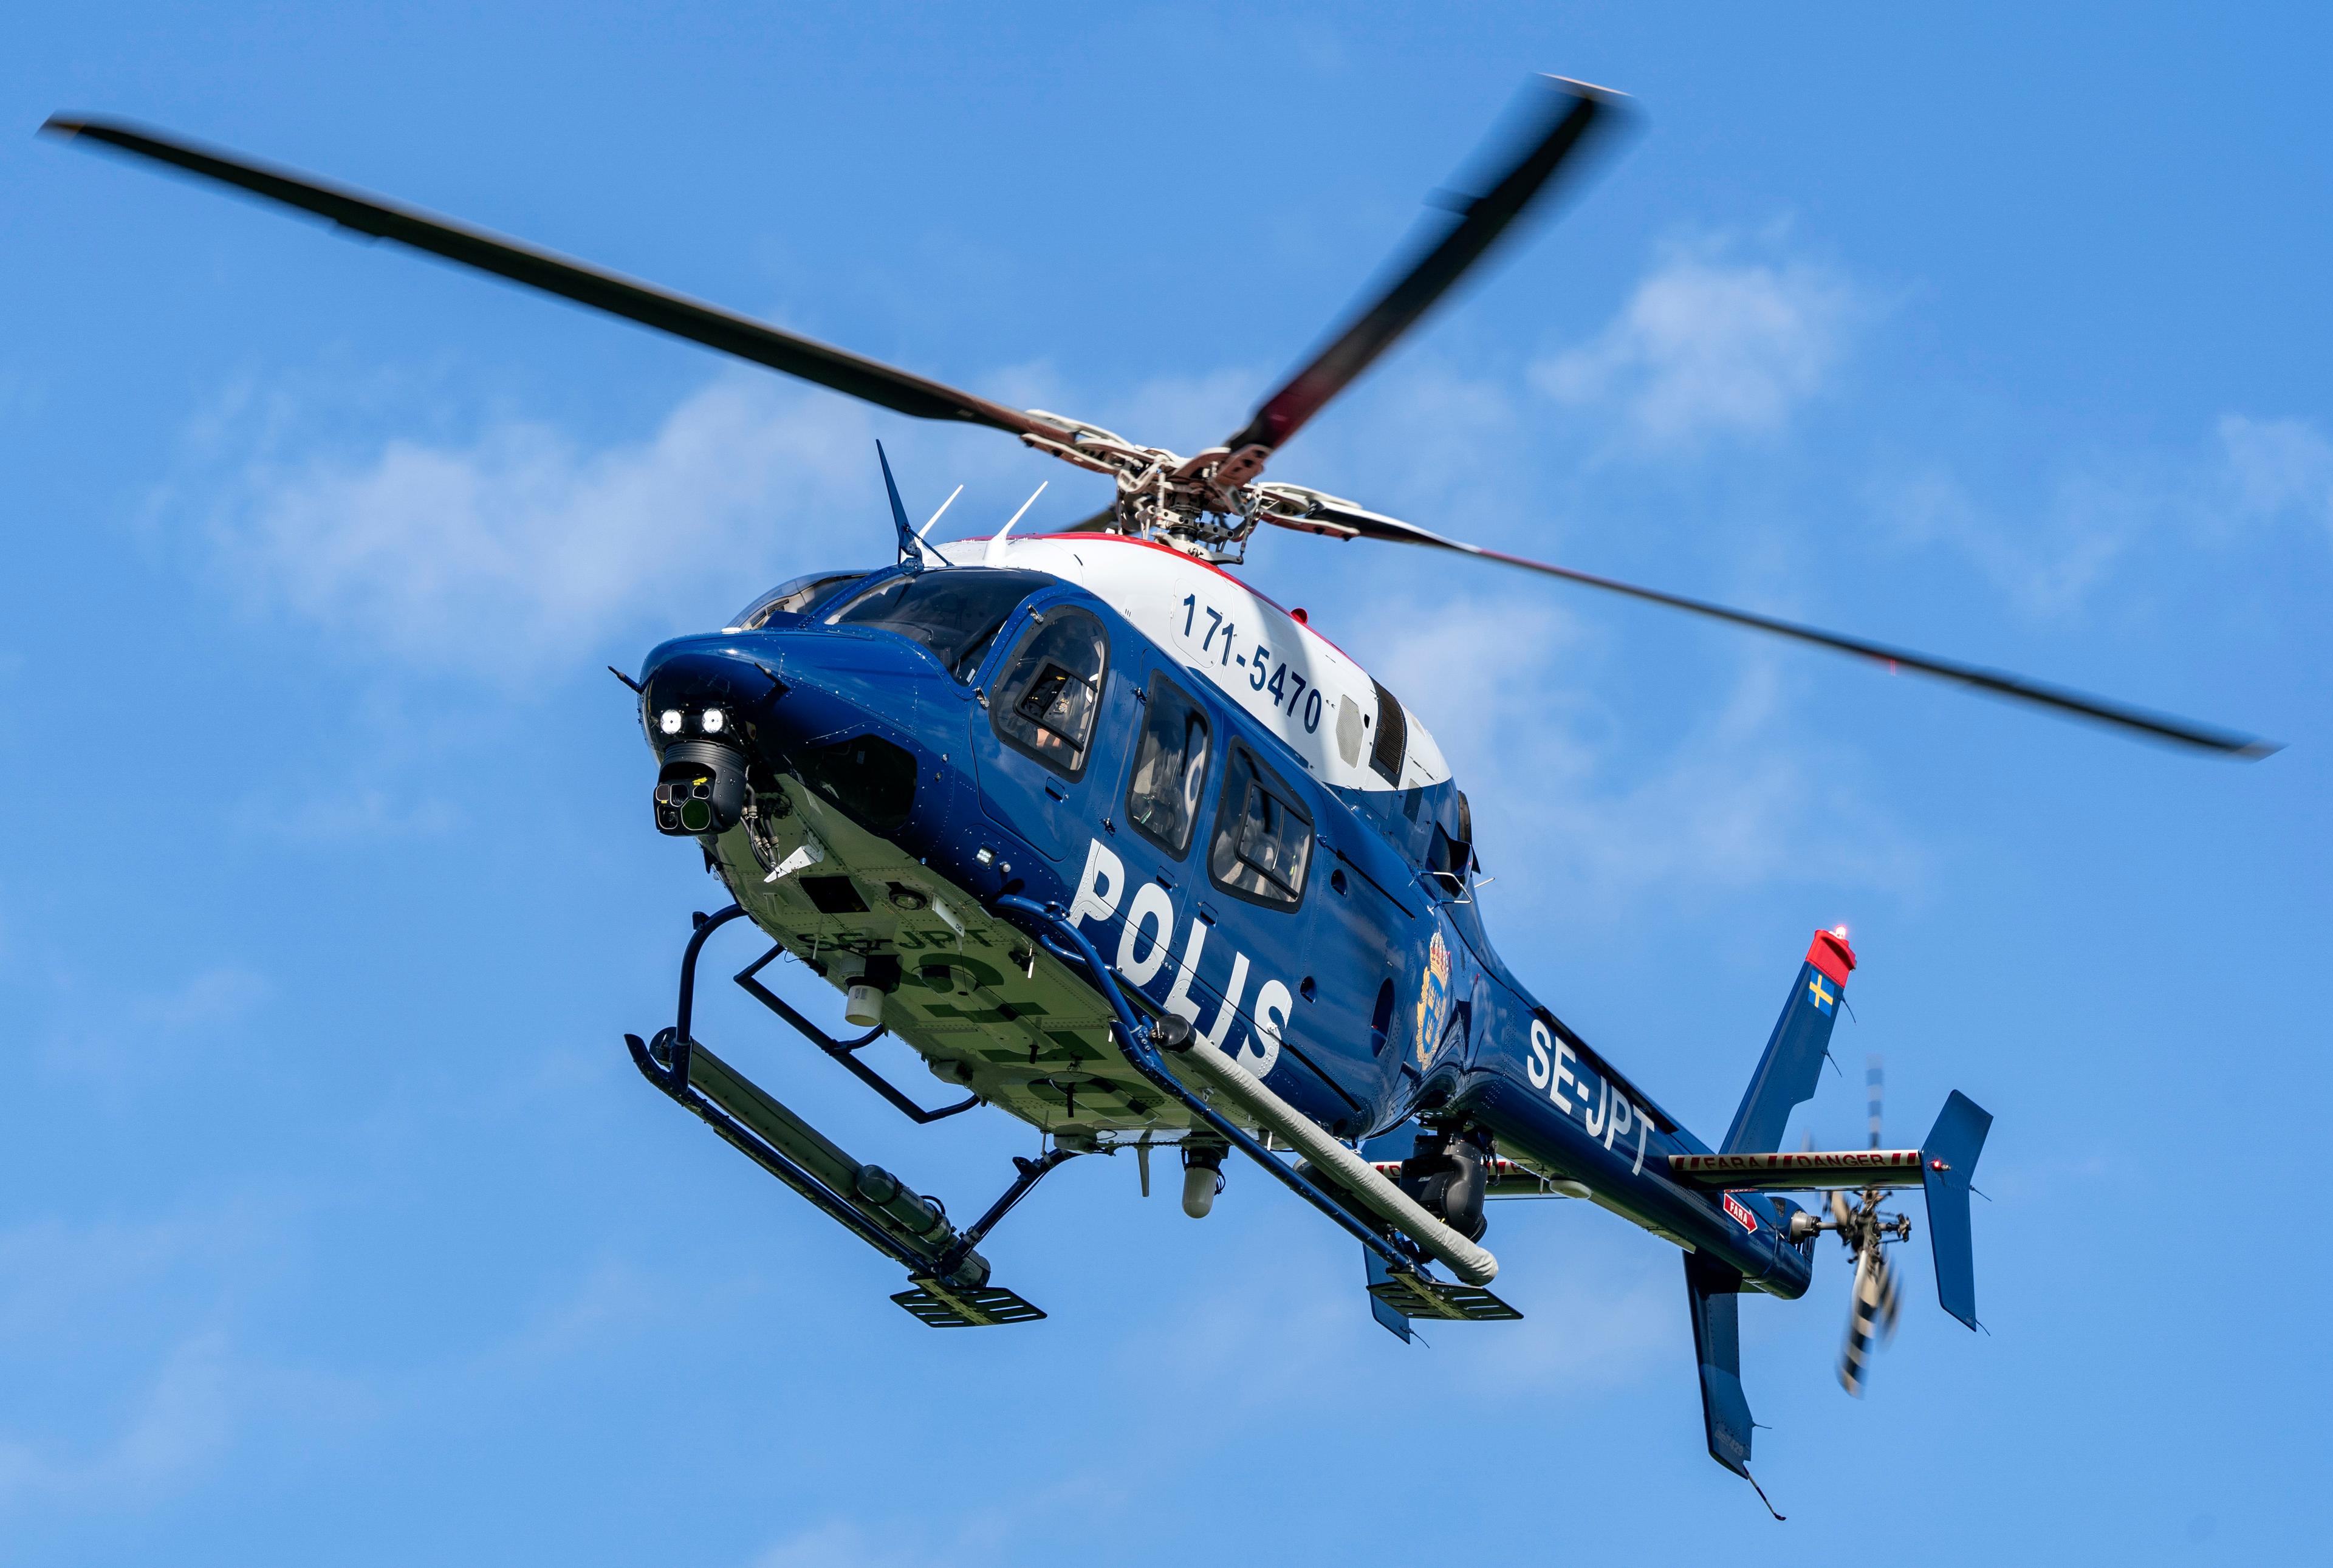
{"left": 824, "top": 568, "right": 1055, "bottom": 680}
{"left": 728, "top": 571, "right": 869, "bottom": 631}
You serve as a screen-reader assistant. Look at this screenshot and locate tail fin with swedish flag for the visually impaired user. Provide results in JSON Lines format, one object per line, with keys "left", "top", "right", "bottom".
{"left": 1721, "top": 927, "right": 1856, "bottom": 1156}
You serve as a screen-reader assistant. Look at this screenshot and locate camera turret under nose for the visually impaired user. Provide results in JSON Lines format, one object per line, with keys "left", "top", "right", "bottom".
{"left": 654, "top": 739, "right": 748, "bottom": 837}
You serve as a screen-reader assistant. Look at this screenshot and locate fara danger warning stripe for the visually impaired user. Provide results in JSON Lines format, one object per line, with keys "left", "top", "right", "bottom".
{"left": 1668, "top": 1150, "right": 1928, "bottom": 1190}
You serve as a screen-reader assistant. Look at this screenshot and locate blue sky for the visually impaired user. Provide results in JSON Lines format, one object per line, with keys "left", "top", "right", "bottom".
{"left": 4, "top": 3, "right": 2328, "bottom": 1563}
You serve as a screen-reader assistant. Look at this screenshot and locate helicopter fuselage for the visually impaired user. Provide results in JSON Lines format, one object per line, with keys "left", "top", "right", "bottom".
{"left": 636, "top": 534, "right": 1814, "bottom": 1297}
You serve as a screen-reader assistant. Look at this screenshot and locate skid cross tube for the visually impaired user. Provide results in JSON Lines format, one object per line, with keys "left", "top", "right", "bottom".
{"left": 733, "top": 943, "right": 981, "bottom": 1123}
{"left": 936, "top": 1147, "right": 1080, "bottom": 1279}
{"left": 629, "top": 902, "right": 1072, "bottom": 1303}
{"left": 664, "top": 903, "right": 752, "bottom": 1091}
{"left": 992, "top": 895, "right": 1431, "bottom": 1279}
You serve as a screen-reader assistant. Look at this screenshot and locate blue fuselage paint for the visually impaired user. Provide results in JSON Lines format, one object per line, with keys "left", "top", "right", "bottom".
{"left": 638, "top": 560, "right": 1812, "bottom": 1297}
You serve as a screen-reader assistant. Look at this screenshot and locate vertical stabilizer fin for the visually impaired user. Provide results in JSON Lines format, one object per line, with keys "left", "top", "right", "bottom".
{"left": 1721, "top": 928, "right": 1857, "bottom": 1155}
{"left": 1920, "top": 1090, "right": 1993, "bottom": 1329}
{"left": 1684, "top": 1251, "right": 1753, "bottom": 1476}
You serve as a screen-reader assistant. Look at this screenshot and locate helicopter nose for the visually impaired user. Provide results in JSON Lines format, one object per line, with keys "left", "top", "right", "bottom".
{"left": 639, "top": 643, "right": 786, "bottom": 745}
{"left": 636, "top": 640, "right": 787, "bottom": 838}
{"left": 635, "top": 628, "right": 953, "bottom": 845}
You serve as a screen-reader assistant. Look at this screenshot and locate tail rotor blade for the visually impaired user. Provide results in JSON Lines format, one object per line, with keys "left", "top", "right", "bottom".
{"left": 1874, "top": 1250, "right": 1902, "bottom": 1345}
{"left": 1868, "top": 1056, "right": 1885, "bottom": 1150}
{"left": 1839, "top": 1247, "right": 1880, "bottom": 1397}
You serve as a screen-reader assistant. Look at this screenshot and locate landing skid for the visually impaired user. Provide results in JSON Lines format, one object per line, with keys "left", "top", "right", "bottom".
{"left": 626, "top": 904, "right": 1068, "bottom": 1326}
{"left": 892, "top": 1278, "right": 1046, "bottom": 1328}
{"left": 1366, "top": 1272, "right": 1522, "bottom": 1323}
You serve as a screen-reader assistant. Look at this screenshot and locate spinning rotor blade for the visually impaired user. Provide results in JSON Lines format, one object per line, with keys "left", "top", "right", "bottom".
{"left": 1876, "top": 1250, "right": 1902, "bottom": 1343}
{"left": 1868, "top": 1056, "right": 1885, "bottom": 1151}
{"left": 1221, "top": 76, "right": 1631, "bottom": 468}
{"left": 1278, "top": 499, "right": 2279, "bottom": 757}
{"left": 1058, "top": 505, "right": 1121, "bottom": 535}
{"left": 1838, "top": 1246, "right": 1901, "bottom": 1397}
{"left": 41, "top": 117, "right": 1054, "bottom": 438}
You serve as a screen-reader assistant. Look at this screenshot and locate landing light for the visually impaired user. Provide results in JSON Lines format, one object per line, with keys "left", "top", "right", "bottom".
{"left": 659, "top": 708, "right": 684, "bottom": 736}
{"left": 701, "top": 708, "right": 726, "bottom": 734}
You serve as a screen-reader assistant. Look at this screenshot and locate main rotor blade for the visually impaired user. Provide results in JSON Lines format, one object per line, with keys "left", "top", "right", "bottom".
{"left": 1284, "top": 501, "right": 2280, "bottom": 758}
{"left": 42, "top": 116, "right": 1053, "bottom": 437}
{"left": 1222, "top": 76, "right": 1631, "bottom": 463}
{"left": 1058, "top": 504, "right": 1120, "bottom": 534}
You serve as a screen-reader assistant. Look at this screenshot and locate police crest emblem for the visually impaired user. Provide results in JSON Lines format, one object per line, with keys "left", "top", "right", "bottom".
{"left": 1414, "top": 927, "right": 1454, "bottom": 1070}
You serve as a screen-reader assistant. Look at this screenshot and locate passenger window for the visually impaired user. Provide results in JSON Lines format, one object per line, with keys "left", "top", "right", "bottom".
{"left": 1369, "top": 679, "right": 1407, "bottom": 784}
{"left": 990, "top": 608, "right": 1108, "bottom": 778}
{"left": 1124, "top": 674, "right": 1211, "bottom": 856}
{"left": 1210, "top": 745, "right": 1312, "bottom": 908}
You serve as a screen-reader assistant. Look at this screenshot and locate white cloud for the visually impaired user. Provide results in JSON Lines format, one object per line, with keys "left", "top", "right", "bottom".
{"left": 1875, "top": 412, "right": 2333, "bottom": 614}
{"left": 31, "top": 964, "right": 274, "bottom": 1089}
{"left": 2214, "top": 413, "right": 2333, "bottom": 533}
{"left": 179, "top": 368, "right": 1097, "bottom": 678}
{"left": 200, "top": 377, "right": 885, "bottom": 674}
{"left": 174, "top": 358, "right": 1283, "bottom": 678}
{"left": 0, "top": 1332, "right": 238, "bottom": 1510}
{"left": 233, "top": 786, "right": 461, "bottom": 844}
{"left": 750, "top": 1521, "right": 928, "bottom": 1568}
{"left": 1876, "top": 467, "right": 2132, "bottom": 617}
{"left": 1533, "top": 236, "right": 1861, "bottom": 449}
{"left": 1369, "top": 596, "right": 1919, "bottom": 916}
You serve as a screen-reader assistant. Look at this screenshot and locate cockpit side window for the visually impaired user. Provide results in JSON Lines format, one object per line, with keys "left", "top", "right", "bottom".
{"left": 1369, "top": 679, "right": 1408, "bottom": 784}
{"left": 990, "top": 607, "right": 1108, "bottom": 778}
{"left": 730, "top": 571, "right": 868, "bottom": 630}
{"left": 1210, "top": 744, "right": 1312, "bottom": 909}
{"left": 1124, "top": 673, "right": 1211, "bottom": 857}
{"left": 825, "top": 568, "right": 1053, "bottom": 680}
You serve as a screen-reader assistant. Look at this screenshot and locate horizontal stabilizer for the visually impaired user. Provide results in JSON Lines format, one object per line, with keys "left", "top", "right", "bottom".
{"left": 1921, "top": 1090, "right": 1993, "bottom": 1329}
{"left": 1668, "top": 1149, "right": 1925, "bottom": 1190}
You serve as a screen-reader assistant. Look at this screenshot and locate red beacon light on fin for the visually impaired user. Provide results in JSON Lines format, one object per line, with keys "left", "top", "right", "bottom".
{"left": 1290, "top": 608, "right": 1309, "bottom": 624}
{"left": 1806, "top": 925, "right": 1857, "bottom": 985}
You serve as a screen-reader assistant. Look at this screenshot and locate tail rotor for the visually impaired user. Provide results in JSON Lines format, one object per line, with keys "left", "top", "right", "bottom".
{"left": 1821, "top": 1055, "right": 1912, "bottom": 1396}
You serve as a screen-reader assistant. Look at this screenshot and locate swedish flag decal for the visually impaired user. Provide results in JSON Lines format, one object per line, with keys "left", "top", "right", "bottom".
{"left": 1805, "top": 968, "right": 1838, "bottom": 1016}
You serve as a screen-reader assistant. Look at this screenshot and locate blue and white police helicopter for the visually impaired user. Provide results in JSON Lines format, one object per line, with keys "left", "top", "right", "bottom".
{"left": 46, "top": 77, "right": 2275, "bottom": 1508}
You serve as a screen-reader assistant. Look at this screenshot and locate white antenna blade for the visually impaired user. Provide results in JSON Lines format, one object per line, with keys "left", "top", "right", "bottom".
{"left": 985, "top": 481, "right": 1047, "bottom": 566}
{"left": 918, "top": 484, "right": 964, "bottom": 539}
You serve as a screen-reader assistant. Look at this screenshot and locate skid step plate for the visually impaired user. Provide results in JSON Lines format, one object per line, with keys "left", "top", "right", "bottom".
{"left": 891, "top": 1276, "right": 1047, "bottom": 1329}
{"left": 1368, "top": 1272, "right": 1523, "bottom": 1323}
